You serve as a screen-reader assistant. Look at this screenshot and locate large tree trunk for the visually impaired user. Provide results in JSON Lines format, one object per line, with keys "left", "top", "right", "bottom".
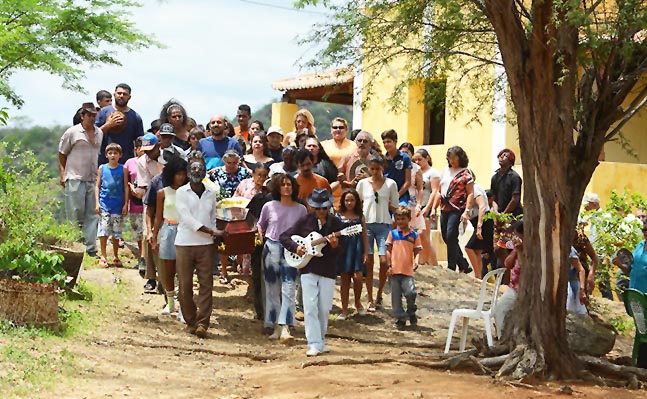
{"left": 484, "top": 0, "right": 605, "bottom": 380}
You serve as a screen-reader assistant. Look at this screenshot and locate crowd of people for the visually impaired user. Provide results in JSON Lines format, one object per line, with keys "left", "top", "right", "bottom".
{"left": 58, "top": 83, "right": 647, "bottom": 357}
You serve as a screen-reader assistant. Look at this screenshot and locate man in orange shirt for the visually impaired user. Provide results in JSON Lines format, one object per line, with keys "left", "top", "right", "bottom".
{"left": 233, "top": 104, "right": 251, "bottom": 142}
{"left": 295, "top": 149, "right": 331, "bottom": 209}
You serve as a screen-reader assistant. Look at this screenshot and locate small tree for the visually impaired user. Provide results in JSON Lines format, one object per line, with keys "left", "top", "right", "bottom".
{"left": 0, "top": 0, "right": 157, "bottom": 107}
{"left": 296, "top": 0, "right": 647, "bottom": 380}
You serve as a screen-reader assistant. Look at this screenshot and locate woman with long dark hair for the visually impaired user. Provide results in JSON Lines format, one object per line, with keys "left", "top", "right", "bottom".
{"left": 257, "top": 173, "right": 307, "bottom": 343}
{"left": 438, "top": 146, "right": 473, "bottom": 273}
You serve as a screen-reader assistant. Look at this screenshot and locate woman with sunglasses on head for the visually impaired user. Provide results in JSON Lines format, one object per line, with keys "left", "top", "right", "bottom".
{"left": 356, "top": 155, "right": 399, "bottom": 311}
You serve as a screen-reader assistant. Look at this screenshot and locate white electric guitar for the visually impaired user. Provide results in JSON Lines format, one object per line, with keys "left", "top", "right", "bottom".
{"left": 284, "top": 224, "right": 363, "bottom": 269}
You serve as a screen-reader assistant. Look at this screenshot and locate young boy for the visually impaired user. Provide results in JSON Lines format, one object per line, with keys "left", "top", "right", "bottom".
{"left": 386, "top": 206, "right": 422, "bottom": 329}
{"left": 96, "top": 90, "right": 113, "bottom": 109}
{"left": 125, "top": 137, "right": 145, "bottom": 273}
{"left": 95, "top": 143, "right": 129, "bottom": 267}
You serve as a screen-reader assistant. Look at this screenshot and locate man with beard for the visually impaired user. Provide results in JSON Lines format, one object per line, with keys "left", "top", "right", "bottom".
{"left": 338, "top": 130, "right": 374, "bottom": 189}
{"left": 197, "top": 115, "right": 242, "bottom": 170}
{"left": 175, "top": 154, "right": 224, "bottom": 338}
{"left": 96, "top": 83, "right": 144, "bottom": 164}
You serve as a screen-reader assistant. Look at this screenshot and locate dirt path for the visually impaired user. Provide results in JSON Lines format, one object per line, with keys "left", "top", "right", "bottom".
{"left": 33, "top": 262, "right": 645, "bottom": 399}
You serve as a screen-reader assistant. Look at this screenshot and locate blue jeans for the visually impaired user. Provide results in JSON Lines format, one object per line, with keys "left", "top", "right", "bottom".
{"left": 390, "top": 274, "right": 417, "bottom": 321}
{"left": 440, "top": 210, "right": 469, "bottom": 271}
{"left": 263, "top": 239, "right": 298, "bottom": 327}
{"left": 64, "top": 179, "right": 99, "bottom": 253}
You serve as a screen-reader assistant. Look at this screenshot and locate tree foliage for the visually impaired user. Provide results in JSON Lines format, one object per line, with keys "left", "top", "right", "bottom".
{"left": 0, "top": 0, "right": 157, "bottom": 107}
{"left": 0, "top": 123, "right": 67, "bottom": 177}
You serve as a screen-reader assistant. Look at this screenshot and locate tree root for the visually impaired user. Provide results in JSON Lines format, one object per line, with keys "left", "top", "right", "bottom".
{"left": 118, "top": 338, "right": 279, "bottom": 361}
{"left": 326, "top": 333, "right": 443, "bottom": 349}
{"left": 579, "top": 355, "right": 647, "bottom": 388}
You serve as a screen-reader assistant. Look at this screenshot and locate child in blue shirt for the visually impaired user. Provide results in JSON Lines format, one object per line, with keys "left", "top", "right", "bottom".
{"left": 95, "top": 143, "right": 129, "bottom": 268}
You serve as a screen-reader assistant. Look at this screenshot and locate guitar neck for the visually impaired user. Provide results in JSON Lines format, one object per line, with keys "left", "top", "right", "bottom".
{"left": 310, "top": 230, "right": 342, "bottom": 247}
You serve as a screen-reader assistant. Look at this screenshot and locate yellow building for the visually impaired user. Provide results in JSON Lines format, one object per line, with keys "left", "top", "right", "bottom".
{"left": 271, "top": 65, "right": 647, "bottom": 210}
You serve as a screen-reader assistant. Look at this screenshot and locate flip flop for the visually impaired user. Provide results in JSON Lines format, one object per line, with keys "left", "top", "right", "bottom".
{"left": 113, "top": 259, "right": 123, "bottom": 268}
{"left": 99, "top": 257, "right": 109, "bottom": 268}
{"left": 219, "top": 276, "right": 229, "bottom": 285}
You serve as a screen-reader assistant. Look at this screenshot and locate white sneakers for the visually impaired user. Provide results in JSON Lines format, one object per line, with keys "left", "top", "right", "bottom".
{"left": 306, "top": 347, "right": 321, "bottom": 357}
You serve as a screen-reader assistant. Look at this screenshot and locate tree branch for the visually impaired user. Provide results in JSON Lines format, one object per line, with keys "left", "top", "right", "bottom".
{"left": 604, "top": 84, "right": 647, "bottom": 141}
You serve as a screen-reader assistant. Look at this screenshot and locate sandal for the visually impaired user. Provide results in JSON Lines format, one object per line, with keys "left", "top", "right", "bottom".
{"left": 219, "top": 276, "right": 229, "bottom": 285}
{"left": 99, "top": 257, "right": 109, "bottom": 268}
{"left": 367, "top": 302, "right": 376, "bottom": 312}
{"left": 113, "top": 258, "right": 123, "bottom": 268}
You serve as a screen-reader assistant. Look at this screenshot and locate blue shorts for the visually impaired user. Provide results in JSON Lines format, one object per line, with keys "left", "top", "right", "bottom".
{"left": 159, "top": 223, "right": 178, "bottom": 260}
{"left": 366, "top": 223, "right": 390, "bottom": 256}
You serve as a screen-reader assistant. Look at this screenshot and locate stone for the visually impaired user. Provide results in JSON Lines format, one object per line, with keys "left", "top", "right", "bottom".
{"left": 566, "top": 313, "right": 616, "bottom": 357}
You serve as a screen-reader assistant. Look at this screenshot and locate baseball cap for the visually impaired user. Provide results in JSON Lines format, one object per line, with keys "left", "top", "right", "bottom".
{"left": 147, "top": 119, "right": 161, "bottom": 133}
{"left": 141, "top": 133, "right": 159, "bottom": 151}
{"left": 159, "top": 123, "right": 175, "bottom": 136}
{"left": 582, "top": 193, "right": 600, "bottom": 205}
{"left": 267, "top": 126, "right": 283, "bottom": 137}
{"left": 81, "top": 102, "right": 98, "bottom": 114}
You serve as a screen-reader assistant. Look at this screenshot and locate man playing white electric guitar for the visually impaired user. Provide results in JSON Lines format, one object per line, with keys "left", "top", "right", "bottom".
{"left": 280, "top": 189, "right": 344, "bottom": 357}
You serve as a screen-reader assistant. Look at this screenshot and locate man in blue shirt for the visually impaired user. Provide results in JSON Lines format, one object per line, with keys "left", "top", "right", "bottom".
{"left": 197, "top": 115, "right": 243, "bottom": 170}
{"left": 96, "top": 83, "right": 144, "bottom": 164}
{"left": 381, "top": 129, "right": 411, "bottom": 206}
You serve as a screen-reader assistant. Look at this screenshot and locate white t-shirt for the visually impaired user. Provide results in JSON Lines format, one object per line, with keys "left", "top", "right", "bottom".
{"left": 420, "top": 167, "right": 441, "bottom": 207}
{"left": 356, "top": 178, "right": 399, "bottom": 224}
{"left": 470, "top": 184, "right": 490, "bottom": 219}
{"left": 440, "top": 167, "right": 465, "bottom": 197}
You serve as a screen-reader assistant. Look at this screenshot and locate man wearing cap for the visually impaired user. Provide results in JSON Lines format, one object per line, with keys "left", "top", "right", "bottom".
{"left": 58, "top": 102, "right": 104, "bottom": 257}
{"left": 266, "top": 126, "right": 285, "bottom": 162}
{"left": 280, "top": 188, "right": 344, "bottom": 356}
{"left": 196, "top": 115, "right": 242, "bottom": 170}
{"left": 96, "top": 83, "right": 144, "bottom": 164}
{"left": 157, "top": 123, "right": 186, "bottom": 163}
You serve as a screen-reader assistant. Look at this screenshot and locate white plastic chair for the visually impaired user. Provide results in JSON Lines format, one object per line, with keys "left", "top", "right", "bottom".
{"left": 444, "top": 268, "right": 506, "bottom": 353}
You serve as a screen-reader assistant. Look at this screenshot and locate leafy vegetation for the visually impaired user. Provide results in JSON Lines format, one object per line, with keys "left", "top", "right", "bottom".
{"left": 0, "top": 0, "right": 158, "bottom": 107}
{"left": 0, "top": 123, "right": 65, "bottom": 177}
{"left": 0, "top": 276, "right": 130, "bottom": 396}
{"left": 0, "top": 142, "right": 80, "bottom": 286}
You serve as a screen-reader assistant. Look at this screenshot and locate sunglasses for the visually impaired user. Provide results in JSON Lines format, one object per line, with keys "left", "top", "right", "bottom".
{"left": 374, "top": 192, "right": 379, "bottom": 203}
{"left": 332, "top": 125, "right": 346, "bottom": 130}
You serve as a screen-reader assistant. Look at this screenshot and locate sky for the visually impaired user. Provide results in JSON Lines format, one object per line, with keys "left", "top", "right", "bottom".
{"left": 2, "top": 0, "right": 330, "bottom": 128}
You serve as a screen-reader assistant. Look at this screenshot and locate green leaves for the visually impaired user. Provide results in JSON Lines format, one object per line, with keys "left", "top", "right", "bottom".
{"left": 0, "top": 142, "right": 80, "bottom": 286}
{"left": 0, "top": 0, "right": 158, "bottom": 106}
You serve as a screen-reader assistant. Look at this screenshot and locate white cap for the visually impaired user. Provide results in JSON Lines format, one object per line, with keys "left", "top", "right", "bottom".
{"left": 267, "top": 126, "right": 283, "bottom": 137}
{"left": 582, "top": 193, "right": 600, "bottom": 204}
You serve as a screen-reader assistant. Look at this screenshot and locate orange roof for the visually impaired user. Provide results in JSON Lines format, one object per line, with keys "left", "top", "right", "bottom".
{"left": 272, "top": 67, "right": 354, "bottom": 91}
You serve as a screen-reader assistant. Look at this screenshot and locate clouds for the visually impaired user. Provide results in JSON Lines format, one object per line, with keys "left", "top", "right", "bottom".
{"left": 4, "top": 0, "right": 327, "bottom": 127}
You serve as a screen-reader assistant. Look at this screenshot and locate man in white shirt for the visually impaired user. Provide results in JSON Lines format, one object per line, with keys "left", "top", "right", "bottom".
{"left": 175, "top": 155, "right": 224, "bottom": 338}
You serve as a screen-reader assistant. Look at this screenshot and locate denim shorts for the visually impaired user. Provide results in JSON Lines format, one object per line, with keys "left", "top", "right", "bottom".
{"left": 366, "top": 223, "right": 391, "bottom": 256}
{"left": 98, "top": 212, "right": 123, "bottom": 238}
{"left": 159, "top": 223, "right": 178, "bottom": 260}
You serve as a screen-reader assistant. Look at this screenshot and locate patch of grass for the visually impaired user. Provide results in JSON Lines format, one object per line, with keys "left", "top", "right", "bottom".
{"left": 0, "top": 273, "right": 131, "bottom": 396}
